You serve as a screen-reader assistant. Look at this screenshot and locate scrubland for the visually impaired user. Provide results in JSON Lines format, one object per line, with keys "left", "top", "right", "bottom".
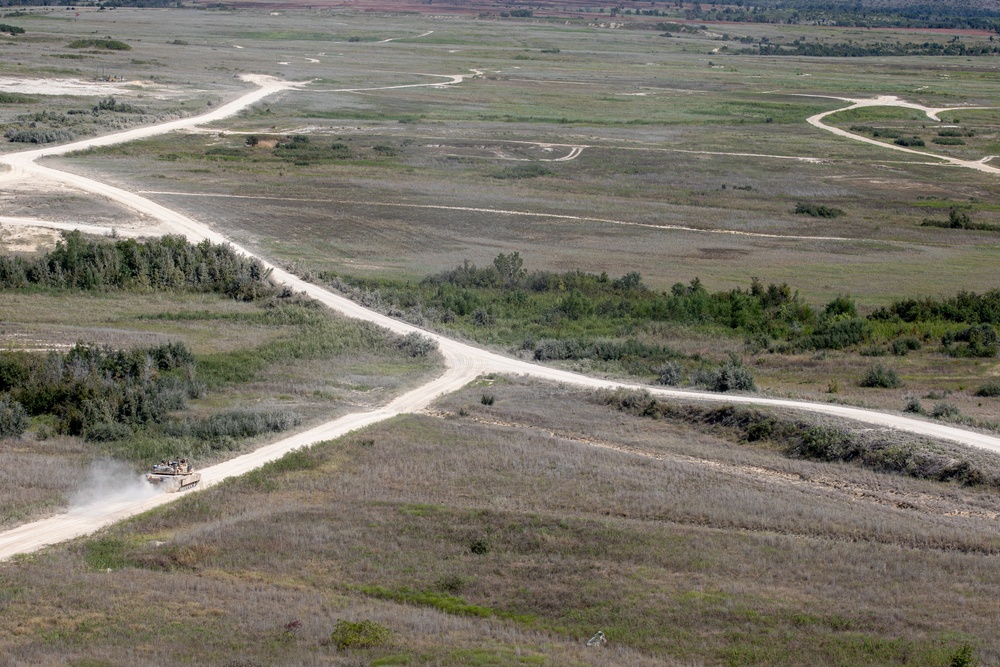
{"left": 2, "top": 5, "right": 1000, "bottom": 665}
{"left": 1, "top": 377, "right": 998, "bottom": 665}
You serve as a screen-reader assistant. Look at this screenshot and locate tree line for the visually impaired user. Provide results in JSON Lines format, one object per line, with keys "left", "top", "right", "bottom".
{"left": 0, "top": 231, "right": 276, "bottom": 300}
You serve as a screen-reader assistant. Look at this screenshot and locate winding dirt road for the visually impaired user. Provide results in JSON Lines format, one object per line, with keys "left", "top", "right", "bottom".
{"left": 804, "top": 94, "right": 1000, "bottom": 174}
{"left": 3, "top": 75, "right": 1000, "bottom": 561}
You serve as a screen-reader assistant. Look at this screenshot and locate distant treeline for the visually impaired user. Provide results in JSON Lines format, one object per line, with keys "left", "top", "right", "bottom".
{"left": 326, "top": 254, "right": 1000, "bottom": 368}
{"left": 0, "top": 231, "right": 275, "bottom": 300}
{"left": 1, "top": 1, "right": 176, "bottom": 6}
{"left": 741, "top": 41, "right": 1000, "bottom": 57}
{"left": 684, "top": 0, "right": 1000, "bottom": 31}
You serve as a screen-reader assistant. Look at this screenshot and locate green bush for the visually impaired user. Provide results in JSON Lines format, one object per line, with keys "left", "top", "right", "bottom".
{"left": 891, "top": 336, "right": 922, "bottom": 356}
{"left": 4, "top": 128, "right": 76, "bottom": 144}
{"left": 329, "top": 619, "right": 392, "bottom": 650}
{"left": 933, "top": 137, "right": 965, "bottom": 145}
{"left": 974, "top": 381, "right": 1000, "bottom": 397}
{"left": 396, "top": 332, "right": 436, "bottom": 357}
{"left": 491, "top": 164, "right": 552, "bottom": 180}
{"left": 0, "top": 92, "right": 34, "bottom": 104}
{"left": 693, "top": 357, "right": 756, "bottom": 393}
{"left": 944, "top": 324, "right": 999, "bottom": 357}
{"left": 931, "top": 402, "right": 961, "bottom": 419}
{"left": 860, "top": 364, "right": 902, "bottom": 388}
{"left": 794, "top": 202, "right": 844, "bottom": 218}
{"left": 68, "top": 38, "right": 131, "bottom": 50}
{"left": 0, "top": 394, "right": 29, "bottom": 438}
{"left": 894, "top": 136, "right": 925, "bottom": 147}
{"left": 654, "top": 361, "right": 682, "bottom": 386}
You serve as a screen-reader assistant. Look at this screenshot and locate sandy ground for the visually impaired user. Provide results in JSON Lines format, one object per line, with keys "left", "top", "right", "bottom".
{"left": 3, "top": 74, "right": 1000, "bottom": 561}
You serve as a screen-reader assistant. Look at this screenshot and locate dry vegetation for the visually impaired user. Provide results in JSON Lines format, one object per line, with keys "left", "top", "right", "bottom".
{"left": 2, "top": 6, "right": 1000, "bottom": 665}
{"left": 0, "top": 283, "right": 442, "bottom": 530}
{"left": 1, "top": 377, "right": 997, "bottom": 665}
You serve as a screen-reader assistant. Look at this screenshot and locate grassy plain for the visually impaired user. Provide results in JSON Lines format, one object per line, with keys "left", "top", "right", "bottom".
{"left": 2, "top": 6, "right": 1000, "bottom": 665}
{"left": 0, "top": 286, "right": 442, "bottom": 529}
{"left": 1, "top": 377, "right": 998, "bottom": 665}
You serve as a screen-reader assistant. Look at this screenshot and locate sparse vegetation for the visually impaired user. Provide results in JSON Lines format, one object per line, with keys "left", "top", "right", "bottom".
{"left": 860, "top": 363, "right": 903, "bottom": 388}
{"left": 490, "top": 163, "right": 553, "bottom": 179}
{"left": 67, "top": 38, "right": 132, "bottom": 50}
{"left": 794, "top": 202, "right": 845, "bottom": 218}
{"left": 329, "top": 619, "right": 393, "bottom": 650}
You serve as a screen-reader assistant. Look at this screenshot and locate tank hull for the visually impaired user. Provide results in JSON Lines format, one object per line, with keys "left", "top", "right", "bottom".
{"left": 145, "top": 471, "right": 201, "bottom": 492}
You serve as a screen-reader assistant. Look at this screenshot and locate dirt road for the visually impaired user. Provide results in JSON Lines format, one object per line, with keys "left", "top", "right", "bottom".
{"left": 3, "top": 75, "right": 1000, "bottom": 562}
{"left": 804, "top": 94, "right": 1000, "bottom": 174}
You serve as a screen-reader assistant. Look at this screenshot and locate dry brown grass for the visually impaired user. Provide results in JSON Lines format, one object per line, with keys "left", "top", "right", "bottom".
{"left": 1, "top": 377, "right": 997, "bottom": 665}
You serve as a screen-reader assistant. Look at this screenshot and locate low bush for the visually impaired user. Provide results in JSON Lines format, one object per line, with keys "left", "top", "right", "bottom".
{"left": 794, "top": 202, "right": 844, "bottom": 218}
{"left": 164, "top": 410, "right": 300, "bottom": 441}
{"left": 654, "top": 361, "right": 682, "bottom": 386}
{"left": 860, "top": 364, "right": 902, "bottom": 388}
{"left": 0, "top": 92, "right": 34, "bottom": 104}
{"left": 891, "top": 336, "right": 922, "bottom": 356}
{"left": 692, "top": 357, "right": 756, "bottom": 393}
{"left": 598, "top": 390, "right": 988, "bottom": 486}
{"left": 933, "top": 137, "right": 965, "bottom": 145}
{"left": 943, "top": 324, "right": 999, "bottom": 357}
{"left": 4, "top": 128, "right": 75, "bottom": 144}
{"left": 395, "top": 332, "right": 437, "bottom": 357}
{"left": 0, "top": 394, "right": 29, "bottom": 438}
{"left": 931, "top": 402, "right": 961, "bottom": 419}
{"left": 491, "top": 164, "right": 552, "bottom": 179}
{"left": 974, "top": 381, "right": 1000, "bottom": 397}
{"left": 894, "top": 136, "right": 925, "bottom": 147}
{"left": 329, "top": 619, "right": 392, "bottom": 650}
{"left": 68, "top": 38, "right": 131, "bottom": 50}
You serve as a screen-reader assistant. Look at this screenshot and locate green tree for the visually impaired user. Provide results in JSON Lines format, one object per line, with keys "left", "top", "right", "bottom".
{"left": 492, "top": 252, "right": 525, "bottom": 289}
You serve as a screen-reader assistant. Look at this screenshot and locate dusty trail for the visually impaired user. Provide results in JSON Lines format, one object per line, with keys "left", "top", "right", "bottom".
{"left": 3, "top": 75, "right": 1000, "bottom": 561}
{"left": 804, "top": 94, "right": 1000, "bottom": 174}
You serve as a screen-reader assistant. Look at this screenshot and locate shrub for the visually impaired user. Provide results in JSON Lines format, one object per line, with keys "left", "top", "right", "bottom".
{"left": 480, "top": 394, "right": 495, "bottom": 406}
{"left": 0, "top": 394, "right": 29, "bottom": 438}
{"left": 794, "top": 202, "right": 845, "bottom": 218}
{"left": 894, "top": 136, "right": 925, "bottom": 147}
{"left": 949, "top": 644, "right": 977, "bottom": 667}
{"left": 891, "top": 336, "right": 922, "bottom": 356}
{"left": 0, "top": 23, "right": 25, "bottom": 35}
{"left": 165, "top": 410, "right": 300, "bottom": 440}
{"left": 944, "top": 324, "right": 999, "bottom": 357}
{"left": 933, "top": 137, "right": 965, "bottom": 145}
{"left": 491, "top": 164, "right": 552, "bottom": 179}
{"left": 0, "top": 92, "right": 34, "bottom": 103}
{"left": 85, "top": 421, "right": 133, "bottom": 442}
{"left": 4, "top": 128, "right": 76, "bottom": 144}
{"left": 693, "top": 357, "right": 756, "bottom": 393}
{"left": 904, "top": 397, "right": 925, "bottom": 414}
{"left": 860, "top": 363, "right": 902, "bottom": 389}
{"left": 396, "top": 332, "right": 436, "bottom": 357}
{"left": 974, "top": 381, "right": 1000, "bottom": 397}
{"left": 67, "top": 38, "right": 132, "bottom": 50}
{"left": 654, "top": 361, "right": 682, "bottom": 386}
{"left": 931, "top": 402, "right": 961, "bottom": 419}
{"left": 329, "top": 619, "right": 392, "bottom": 650}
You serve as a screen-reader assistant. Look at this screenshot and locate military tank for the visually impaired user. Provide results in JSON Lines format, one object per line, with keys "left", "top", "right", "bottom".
{"left": 146, "top": 458, "right": 201, "bottom": 492}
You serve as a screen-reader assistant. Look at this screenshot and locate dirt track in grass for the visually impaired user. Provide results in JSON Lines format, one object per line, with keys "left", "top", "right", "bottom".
{"left": 4, "top": 72, "right": 1000, "bottom": 562}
